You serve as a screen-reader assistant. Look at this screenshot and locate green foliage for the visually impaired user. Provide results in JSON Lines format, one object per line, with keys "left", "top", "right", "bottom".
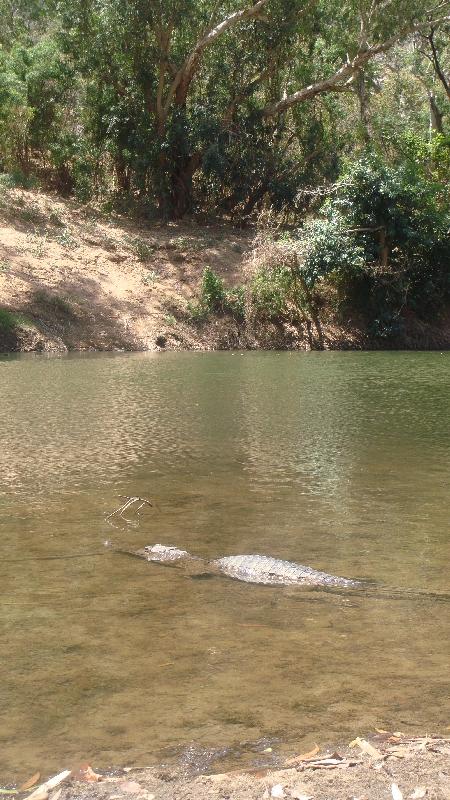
{"left": 0, "top": 308, "right": 17, "bottom": 332}
{"left": 188, "top": 267, "right": 245, "bottom": 323}
{"left": 130, "top": 237, "right": 156, "bottom": 261}
{"left": 249, "top": 262, "right": 294, "bottom": 320}
{"left": 200, "top": 266, "right": 228, "bottom": 313}
{"left": 305, "top": 155, "right": 450, "bottom": 333}
{"left": 299, "top": 218, "right": 365, "bottom": 288}
{"left": 1, "top": 0, "right": 447, "bottom": 219}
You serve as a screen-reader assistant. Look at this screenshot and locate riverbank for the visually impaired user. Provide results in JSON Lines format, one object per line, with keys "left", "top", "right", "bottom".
{"left": 1, "top": 187, "right": 450, "bottom": 354}
{"left": 7, "top": 734, "right": 450, "bottom": 800}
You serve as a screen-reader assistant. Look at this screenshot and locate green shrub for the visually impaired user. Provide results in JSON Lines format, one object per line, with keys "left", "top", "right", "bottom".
{"left": 200, "top": 266, "right": 227, "bottom": 313}
{"left": 249, "top": 263, "right": 294, "bottom": 320}
{"left": 299, "top": 155, "right": 450, "bottom": 330}
{"left": 0, "top": 308, "right": 17, "bottom": 332}
{"left": 187, "top": 267, "right": 245, "bottom": 323}
{"left": 130, "top": 237, "right": 156, "bottom": 261}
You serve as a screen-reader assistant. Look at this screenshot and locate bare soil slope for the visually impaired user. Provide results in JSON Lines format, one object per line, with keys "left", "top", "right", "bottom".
{"left": 0, "top": 188, "right": 252, "bottom": 353}
{"left": 1, "top": 188, "right": 449, "bottom": 353}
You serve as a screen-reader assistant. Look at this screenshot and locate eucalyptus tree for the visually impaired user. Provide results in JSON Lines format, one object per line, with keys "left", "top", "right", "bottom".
{"left": 2, "top": 0, "right": 449, "bottom": 215}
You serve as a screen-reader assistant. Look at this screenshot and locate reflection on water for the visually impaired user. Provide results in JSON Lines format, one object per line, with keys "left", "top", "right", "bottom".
{"left": 0, "top": 352, "right": 449, "bottom": 781}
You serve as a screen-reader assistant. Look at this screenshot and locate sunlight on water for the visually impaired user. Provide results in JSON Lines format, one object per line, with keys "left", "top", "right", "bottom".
{"left": 0, "top": 351, "right": 449, "bottom": 781}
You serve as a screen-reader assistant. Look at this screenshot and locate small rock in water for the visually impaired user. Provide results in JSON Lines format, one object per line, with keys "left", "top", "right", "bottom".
{"left": 271, "top": 785, "right": 285, "bottom": 798}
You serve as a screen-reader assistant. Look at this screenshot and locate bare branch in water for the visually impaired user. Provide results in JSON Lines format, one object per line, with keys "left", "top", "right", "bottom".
{"left": 107, "top": 495, "right": 153, "bottom": 520}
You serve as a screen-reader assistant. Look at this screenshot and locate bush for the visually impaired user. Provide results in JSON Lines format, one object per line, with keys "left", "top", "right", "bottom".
{"left": 188, "top": 267, "right": 245, "bottom": 324}
{"left": 0, "top": 308, "right": 17, "bottom": 332}
{"left": 300, "top": 155, "right": 450, "bottom": 330}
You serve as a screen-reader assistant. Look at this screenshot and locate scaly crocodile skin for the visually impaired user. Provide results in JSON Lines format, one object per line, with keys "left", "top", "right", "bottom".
{"left": 139, "top": 545, "right": 360, "bottom": 588}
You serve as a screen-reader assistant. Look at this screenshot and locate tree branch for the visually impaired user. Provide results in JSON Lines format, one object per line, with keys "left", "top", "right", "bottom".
{"left": 169, "top": 0, "right": 268, "bottom": 108}
{"left": 263, "top": 14, "right": 450, "bottom": 117}
{"left": 426, "top": 29, "right": 450, "bottom": 100}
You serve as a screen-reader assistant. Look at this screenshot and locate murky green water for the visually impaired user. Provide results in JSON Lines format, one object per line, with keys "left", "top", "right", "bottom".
{"left": 1, "top": 351, "right": 449, "bottom": 782}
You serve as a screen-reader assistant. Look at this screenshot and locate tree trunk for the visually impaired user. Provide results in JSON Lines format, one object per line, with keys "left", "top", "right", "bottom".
{"left": 378, "top": 227, "right": 389, "bottom": 269}
{"left": 167, "top": 150, "right": 202, "bottom": 219}
{"left": 429, "top": 92, "right": 443, "bottom": 135}
{"left": 356, "top": 69, "right": 371, "bottom": 143}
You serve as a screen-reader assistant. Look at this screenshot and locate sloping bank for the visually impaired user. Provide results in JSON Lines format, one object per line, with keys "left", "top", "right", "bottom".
{"left": 1, "top": 188, "right": 450, "bottom": 355}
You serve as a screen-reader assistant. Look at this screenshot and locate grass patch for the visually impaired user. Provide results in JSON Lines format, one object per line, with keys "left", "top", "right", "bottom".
{"left": 34, "top": 290, "right": 75, "bottom": 316}
{"left": 0, "top": 309, "right": 31, "bottom": 332}
{"left": 24, "top": 232, "right": 47, "bottom": 257}
{"left": 142, "top": 269, "right": 158, "bottom": 286}
{"left": 53, "top": 229, "right": 77, "bottom": 249}
{"left": 168, "top": 235, "right": 208, "bottom": 252}
{"left": 0, "top": 309, "right": 17, "bottom": 332}
{"left": 129, "top": 236, "right": 156, "bottom": 261}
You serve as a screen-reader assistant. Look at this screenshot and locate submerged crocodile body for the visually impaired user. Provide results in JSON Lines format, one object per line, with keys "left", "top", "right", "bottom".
{"left": 135, "top": 544, "right": 361, "bottom": 588}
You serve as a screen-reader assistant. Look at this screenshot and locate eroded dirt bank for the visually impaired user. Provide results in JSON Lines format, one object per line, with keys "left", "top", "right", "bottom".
{"left": 1, "top": 188, "right": 450, "bottom": 354}
{"left": 7, "top": 734, "right": 450, "bottom": 800}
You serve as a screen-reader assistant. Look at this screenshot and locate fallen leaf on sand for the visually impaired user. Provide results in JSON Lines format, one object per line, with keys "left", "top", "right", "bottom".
{"left": 392, "top": 783, "right": 404, "bottom": 800}
{"left": 409, "top": 789, "right": 427, "bottom": 799}
{"left": 375, "top": 728, "right": 390, "bottom": 734}
{"left": 20, "top": 773, "right": 41, "bottom": 791}
{"left": 285, "top": 745, "right": 320, "bottom": 765}
{"left": 71, "top": 764, "right": 102, "bottom": 782}
{"left": 349, "top": 738, "right": 383, "bottom": 759}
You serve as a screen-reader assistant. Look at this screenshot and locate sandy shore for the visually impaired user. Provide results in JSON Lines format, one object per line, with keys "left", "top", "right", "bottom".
{"left": 8, "top": 733, "right": 450, "bottom": 800}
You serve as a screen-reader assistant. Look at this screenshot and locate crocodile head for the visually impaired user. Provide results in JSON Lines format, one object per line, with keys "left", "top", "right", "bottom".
{"left": 139, "top": 544, "right": 191, "bottom": 562}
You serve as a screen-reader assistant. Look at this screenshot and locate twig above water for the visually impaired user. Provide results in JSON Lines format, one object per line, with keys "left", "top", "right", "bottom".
{"left": 106, "top": 495, "right": 153, "bottom": 520}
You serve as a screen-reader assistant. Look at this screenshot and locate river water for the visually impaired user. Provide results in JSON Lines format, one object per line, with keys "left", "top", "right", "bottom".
{"left": 1, "top": 351, "right": 449, "bottom": 781}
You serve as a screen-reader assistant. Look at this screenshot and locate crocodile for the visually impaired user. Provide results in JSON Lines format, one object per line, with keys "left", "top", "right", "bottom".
{"left": 134, "top": 544, "right": 361, "bottom": 588}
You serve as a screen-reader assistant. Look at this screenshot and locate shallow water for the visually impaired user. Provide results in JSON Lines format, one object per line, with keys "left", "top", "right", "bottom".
{"left": 1, "top": 351, "right": 449, "bottom": 781}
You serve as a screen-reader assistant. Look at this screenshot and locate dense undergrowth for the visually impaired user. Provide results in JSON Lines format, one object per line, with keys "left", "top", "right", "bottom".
{"left": 188, "top": 155, "right": 450, "bottom": 343}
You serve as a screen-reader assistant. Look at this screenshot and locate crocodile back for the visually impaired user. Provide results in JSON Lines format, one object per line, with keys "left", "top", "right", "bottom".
{"left": 213, "top": 554, "right": 360, "bottom": 587}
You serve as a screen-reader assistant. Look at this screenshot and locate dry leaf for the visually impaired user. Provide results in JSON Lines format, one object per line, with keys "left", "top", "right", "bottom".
{"left": 285, "top": 745, "right": 320, "bottom": 765}
{"left": 409, "top": 789, "right": 427, "bottom": 799}
{"left": 20, "top": 773, "right": 41, "bottom": 791}
{"left": 71, "top": 764, "right": 101, "bottom": 783}
{"left": 375, "top": 728, "right": 390, "bottom": 734}
{"left": 349, "top": 738, "right": 382, "bottom": 759}
{"left": 392, "top": 783, "right": 404, "bottom": 800}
